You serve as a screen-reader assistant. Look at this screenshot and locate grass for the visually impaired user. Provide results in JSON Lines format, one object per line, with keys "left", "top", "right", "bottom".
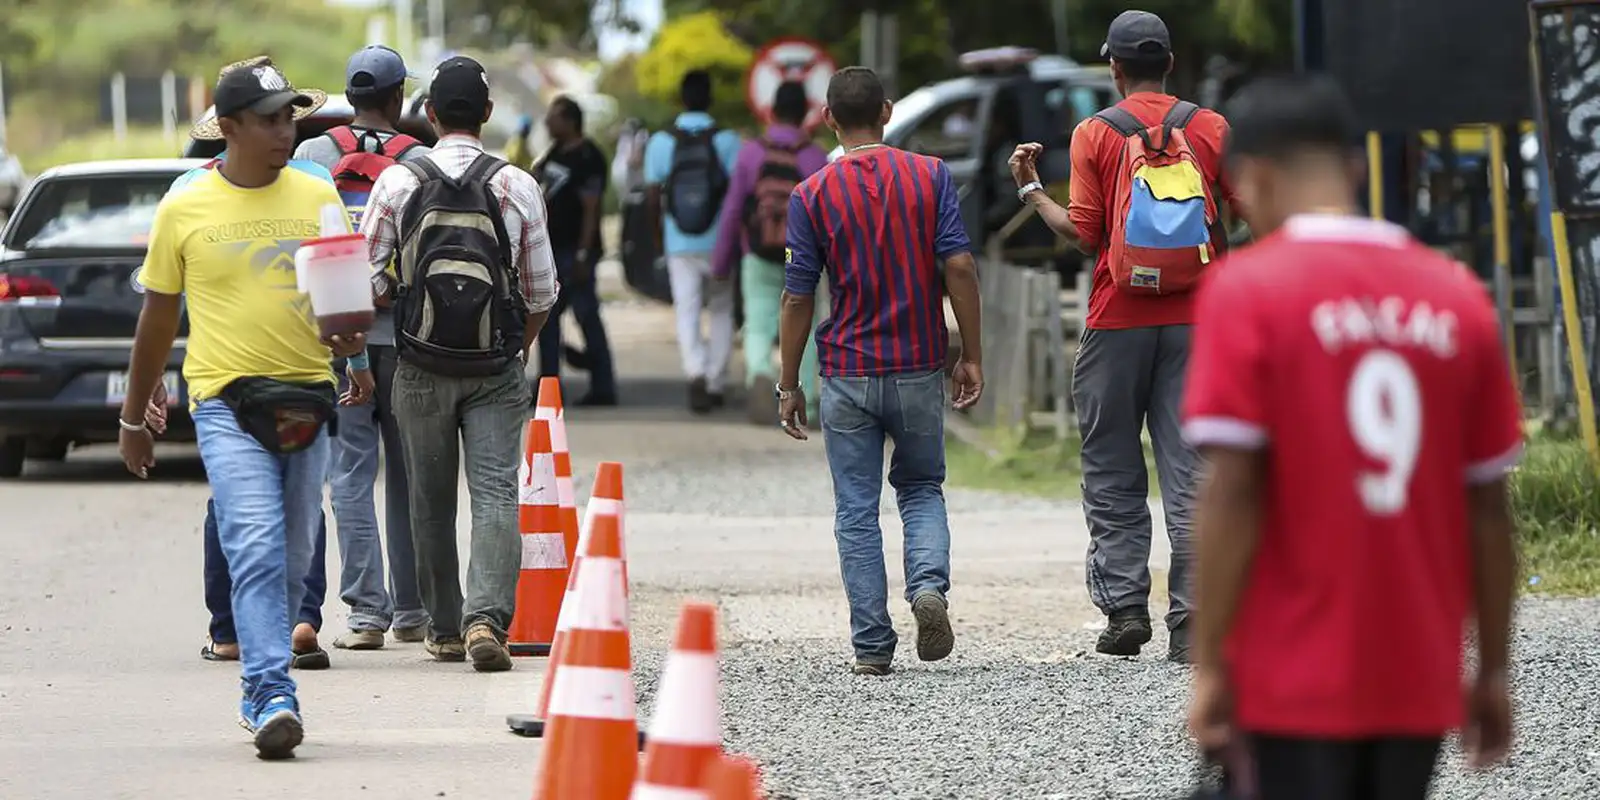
{"left": 17, "top": 127, "right": 183, "bottom": 173}
{"left": 947, "top": 426, "right": 1600, "bottom": 596}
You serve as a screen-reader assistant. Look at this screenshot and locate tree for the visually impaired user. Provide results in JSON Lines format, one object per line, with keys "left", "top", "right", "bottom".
{"left": 633, "top": 11, "right": 755, "bottom": 128}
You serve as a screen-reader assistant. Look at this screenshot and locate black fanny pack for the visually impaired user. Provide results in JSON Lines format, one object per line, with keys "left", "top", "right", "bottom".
{"left": 217, "top": 377, "right": 338, "bottom": 454}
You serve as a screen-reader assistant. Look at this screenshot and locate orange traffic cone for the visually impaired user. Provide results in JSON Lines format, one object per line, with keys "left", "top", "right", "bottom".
{"left": 532, "top": 512, "right": 638, "bottom": 800}
{"left": 507, "top": 418, "right": 569, "bottom": 657}
{"left": 534, "top": 377, "right": 583, "bottom": 569}
{"left": 632, "top": 603, "right": 723, "bottom": 799}
{"left": 510, "top": 462, "right": 638, "bottom": 745}
{"left": 704, "top": 755, "right": 764, "bottom": 800}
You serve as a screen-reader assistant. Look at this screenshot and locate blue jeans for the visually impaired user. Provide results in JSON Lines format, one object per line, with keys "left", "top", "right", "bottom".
{"left": 205, "top": 500, "right": 326, "bottom": 640}
{"left": 820, "top": 369, "right": 953, "bottom": 663}
{"left": 536, "top": 248, "right": 617, "bottom": 399}
{"left": 330, "top": 346, "right": 428, "bottom": 632}
{"left": 193, "top": 399, "right": 330, "bottom": 715}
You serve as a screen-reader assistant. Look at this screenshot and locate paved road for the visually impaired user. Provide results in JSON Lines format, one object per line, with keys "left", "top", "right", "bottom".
{"left": 4, "top": 280, "right": 1594, "bottom": 799}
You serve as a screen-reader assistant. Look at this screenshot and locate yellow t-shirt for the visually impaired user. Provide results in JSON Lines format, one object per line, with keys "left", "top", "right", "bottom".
{"left": 138, "top": 168, "right": 347, "bottom": 405}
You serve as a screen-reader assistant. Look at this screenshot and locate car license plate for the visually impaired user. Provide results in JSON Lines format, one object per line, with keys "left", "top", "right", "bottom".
{"left": 107, "top": 371, "right": 180, "bottom": 407}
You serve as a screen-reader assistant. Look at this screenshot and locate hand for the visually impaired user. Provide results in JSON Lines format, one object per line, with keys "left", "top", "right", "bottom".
{"left": 778, "top": 388, "right": 809, "bottom": 441}
{"left": 1009, "top": 142, "right": 1044, "bottom": 189}
{"left": 341, "top": 366, "right": 375, "bottom": 406}
{"left": 119, "top": 426, "right": 156, "bottom": 479}
{"left": 324, "top": 332, "right": 367, "bottom": 357}
{"left": 1188, "top": 666, "right": 1234, "bottom": 755}
{"left": 1462, "top": 672, "right": 1513, "bottom": 769}
{"left": 950, "top": 359, "right": 984, "bottom": 409}
{"left": 145, "top": 382, "right": 169, "bottom": 436}
{"left": 572, "top": 250, "right": 596, "bottom": 287}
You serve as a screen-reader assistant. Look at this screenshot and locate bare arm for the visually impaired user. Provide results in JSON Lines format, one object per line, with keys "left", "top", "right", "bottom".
{"left": 1192, "top": 447, "right": 1267, "bottom": 671}
{"left": 1023, "top": 190, "right": 1082, "bottom": 247}
{"left": 778, "top": 291, "right": 814, "bottom": 389}
{"left": 119, "top": 291, "right": 183, "bottom": 427}
{"left": 943, "top": 252, "right": 982, "bottom": 366}
{"left": 1467, "top": 478, "right": 1516, "bottom": 678}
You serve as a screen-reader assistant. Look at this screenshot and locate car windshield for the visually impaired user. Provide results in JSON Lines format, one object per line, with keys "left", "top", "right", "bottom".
{"left": 6, "top": 173, "right": 182, "bottom": 250}
{"left": 885, "top": 85, "right": 950, "bottom": 138}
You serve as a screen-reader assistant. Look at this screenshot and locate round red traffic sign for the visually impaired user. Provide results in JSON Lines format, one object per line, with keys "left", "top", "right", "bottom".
{"left": 744, "top": 37, "right": 837, "bottom": 130}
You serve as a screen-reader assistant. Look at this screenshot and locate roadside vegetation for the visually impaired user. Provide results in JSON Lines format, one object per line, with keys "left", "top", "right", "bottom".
{"left": 948, "top": 425, "right": 1600, "bottom": 596}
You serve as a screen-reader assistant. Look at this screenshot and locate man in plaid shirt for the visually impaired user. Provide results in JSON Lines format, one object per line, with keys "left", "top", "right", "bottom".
{"left": 362, "top": 55, "right": 558, "bottom": 673}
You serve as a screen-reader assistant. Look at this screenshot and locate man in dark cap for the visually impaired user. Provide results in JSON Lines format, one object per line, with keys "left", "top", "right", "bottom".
{"left": 1008, "top": 10, "right": 1239, "bottom": 663}
{"left": 362, "top": 55, "right": 558, "bottom": 674}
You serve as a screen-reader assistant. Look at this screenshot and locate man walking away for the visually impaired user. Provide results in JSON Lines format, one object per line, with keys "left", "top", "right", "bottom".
{"left": 779, "top": 67, "right": 984, "bottom": 676}
{"left": 534, "top": 95, "right": 618, "bottom": 406}
{"left": 363, "top": 56, "right": 558, "bottom": 673}
{"left": 1183, "top": 74, "right": 1518, "bottom": 798}
{"left": 293, "top": 43, "right": 433, "bottom": 651}
{"left": 712, "top": 81, "right": 828, "bottom": 425}
{"left": 644, "top": 69, "right": 742, "bottom": 413}
{"left": 119, "top": 61, "right": 362, "bottom": 759}
{"left": 1008, "top": 10, "right": 1236, "bottom": 662}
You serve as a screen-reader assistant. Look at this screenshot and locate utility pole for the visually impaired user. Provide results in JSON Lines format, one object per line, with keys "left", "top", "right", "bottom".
{"left": 860, "top": 3, "right": 900, "bottom": 98}
{"left": 395, "top": 0, "right": 415, "bottom": 64}
{"left": 1052, "top": 0, "right": 1070, "bottom": 57}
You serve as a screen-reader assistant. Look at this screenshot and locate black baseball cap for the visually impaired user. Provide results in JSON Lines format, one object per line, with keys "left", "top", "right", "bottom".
{"left": 428, "top": 56, "right": 491, "bottom": 118}
{"left": 214, "top": 61, "right": 317, "bottom": 118}
{"left": 346, "top": 45, "right": 415, "bottom": 97}
{"left": 1101, "top": 10, "right": 1172, "bottom": 60}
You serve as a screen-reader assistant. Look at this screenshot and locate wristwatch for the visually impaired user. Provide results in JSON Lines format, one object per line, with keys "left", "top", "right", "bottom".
{"left": 774, "top": 382, "right": 799, "bottom": 401}
{"left": 1016, "top": 180, "right": 1045, "bottom": 203}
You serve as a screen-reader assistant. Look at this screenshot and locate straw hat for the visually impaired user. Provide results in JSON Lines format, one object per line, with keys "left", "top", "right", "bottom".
{"left": 189, "top": 57, "right": 328, "bottom": 141}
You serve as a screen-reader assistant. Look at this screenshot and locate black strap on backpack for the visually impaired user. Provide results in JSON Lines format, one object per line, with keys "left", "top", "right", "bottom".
{"left": 1093, "top": 100, "right": 1200, "bottom": 153}
{"left": 397, "top": 153, "right": 515, "bottom": 280}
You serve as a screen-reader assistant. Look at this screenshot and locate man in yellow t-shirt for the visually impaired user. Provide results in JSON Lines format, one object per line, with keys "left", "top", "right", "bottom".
{"left": 116, "top": 61, "right": 364, "bottom": 761}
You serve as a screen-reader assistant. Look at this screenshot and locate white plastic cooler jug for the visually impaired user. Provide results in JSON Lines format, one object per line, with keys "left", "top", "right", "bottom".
{"left": 298, "top": 232, "right": 374, "bottom": 340}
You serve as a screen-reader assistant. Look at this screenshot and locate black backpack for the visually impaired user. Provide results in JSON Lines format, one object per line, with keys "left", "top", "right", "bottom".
{"left": 393, "top": 154, "right": 524, "bottom": 378}
{"left": 664, "top": 126, "right": 729, "bottom": 235}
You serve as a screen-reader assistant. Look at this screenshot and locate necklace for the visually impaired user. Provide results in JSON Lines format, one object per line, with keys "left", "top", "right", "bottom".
{"left": 844, "top": 142, "right": 886, "bottom": 153}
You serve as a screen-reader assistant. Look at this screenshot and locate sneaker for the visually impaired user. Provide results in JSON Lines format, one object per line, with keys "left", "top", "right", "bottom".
{"left": 465, "top": 623, "right": 513, "bottom": 672}
{"left": 1167, "top": 624, "right": 1193, "bottom": 665}
{"left": 333, "top": 630, "right": 385, "bottom": 650}
{"left": 1096, "top": 607, "right": 1154, "bottom": 657}
{"left": 911, "top": 592, "right": 955, "bottom": 662}
{"left": 249, "top": 696, "right": 304, "bottom": 760}
{"left": 688, "top": 378, "right": 712, "bottom": 414}
{"left": 850, "top": 660, "right": 893, "bottom": 676}
{"left": 392, "top": 625, "right": 428, "bottom": 644}
{"left": 425, "top": 635, "right": 466, "bottom": 662}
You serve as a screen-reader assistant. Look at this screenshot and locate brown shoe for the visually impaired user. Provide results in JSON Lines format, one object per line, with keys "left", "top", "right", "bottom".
{"left": 465, "top": 623, "right": 513, "bottom": 672}
{"left": 425, "top": 635, "right": 466, "bottom": 662}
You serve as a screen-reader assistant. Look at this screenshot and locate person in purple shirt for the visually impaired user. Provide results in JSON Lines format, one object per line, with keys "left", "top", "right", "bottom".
{"left": 711, "top": 81, "right": 829, "bottom": 424}
{"left": 777, "top": 67, "right": 985, "bottom": 676}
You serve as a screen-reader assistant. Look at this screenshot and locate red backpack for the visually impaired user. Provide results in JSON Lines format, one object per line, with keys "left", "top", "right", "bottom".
{"left": 741, "top": 138, "right": 804, "bottom": 263}
{"left": 325, "top": 126, "right": 422, "bottom": 231}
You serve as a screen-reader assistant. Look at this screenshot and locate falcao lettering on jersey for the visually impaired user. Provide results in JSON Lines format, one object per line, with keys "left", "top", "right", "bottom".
{"left": 1310, "top": 296, "right": 1459, "bottom": 359}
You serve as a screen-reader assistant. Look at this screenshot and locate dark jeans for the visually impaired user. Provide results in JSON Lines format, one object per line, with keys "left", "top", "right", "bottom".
{"left": 537, "top": 248, "right": 617, "bottom": 398}
{"left": 205, "top": 497, "right": 328, "bottom": 643}
{"left": 1244, "top": 735, "right": 1442, "bottom": 800}
{"left": 820, "top": 369, "right": 953, "bottom": 664}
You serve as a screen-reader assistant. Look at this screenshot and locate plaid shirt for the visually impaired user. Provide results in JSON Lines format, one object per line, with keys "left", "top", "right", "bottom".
{"left": 363, "top": 133, "right": 558, "bottom": 314}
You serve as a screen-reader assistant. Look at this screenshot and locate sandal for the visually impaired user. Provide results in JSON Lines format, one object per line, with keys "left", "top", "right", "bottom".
{"left": 200, "top": 638, "right": 239, "bottom": 662}
{"left": 291, "top": 646, "right": 330, "bottom": 670}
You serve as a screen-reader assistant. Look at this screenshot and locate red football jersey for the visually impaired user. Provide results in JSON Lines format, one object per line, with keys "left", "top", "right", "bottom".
{"left": 1181, "top": 214, "right": 1525, "bottom": 737}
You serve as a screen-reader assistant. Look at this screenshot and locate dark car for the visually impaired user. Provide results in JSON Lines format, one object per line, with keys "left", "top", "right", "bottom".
{"left": 181, "top": 95, "right": 439, "bottom": 159}
{"left": 0, "top": 158, "right": 206, "bottom": 477}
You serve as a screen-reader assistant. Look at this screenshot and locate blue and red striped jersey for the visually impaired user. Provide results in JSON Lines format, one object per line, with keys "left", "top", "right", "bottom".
{"left": 784, "top": 147, "right": 971, "bottom": 377}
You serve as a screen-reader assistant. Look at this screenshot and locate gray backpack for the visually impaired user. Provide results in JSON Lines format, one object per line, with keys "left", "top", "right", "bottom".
{"left": 393, "top": 154, "right": 524, "bottom": 377}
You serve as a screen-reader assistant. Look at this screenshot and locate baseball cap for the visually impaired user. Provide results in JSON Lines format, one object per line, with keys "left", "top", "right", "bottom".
{"left": 347, "top": 45, "right": 415, "bottom": 97}
{"left": 1100, "top": 10, "right": 1172, "bottom": 60}
{"left": 213, "top": 61, "right": 319, "bottom": 118}
{"left": 428, "top": 56, "right": 491, "bottom": 118}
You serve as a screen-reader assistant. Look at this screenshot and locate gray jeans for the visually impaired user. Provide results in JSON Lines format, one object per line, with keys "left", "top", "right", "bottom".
{"left": 1072, "top": 325, "right": 1199, "bottom": 631}
{"left": 330, "top": 345, "right": 428, "bottom": 633}
{"left": 390, "top": 358, "right": 530, "bottom": 641}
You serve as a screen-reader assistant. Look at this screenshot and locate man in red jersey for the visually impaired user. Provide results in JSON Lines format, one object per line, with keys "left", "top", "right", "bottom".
{"left": 1182, "top": 74, "right": 1519, "bottom": 799}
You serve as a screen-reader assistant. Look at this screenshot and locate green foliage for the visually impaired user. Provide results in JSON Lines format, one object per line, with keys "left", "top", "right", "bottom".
{"left": 633, "top": 11, "right": 755, "bottom": 129}
{"left": 27, "top": 127, "right": 178, "bottom": 172}
{"left": 1511, "top": 435, "right": 1600, "bottom": 595}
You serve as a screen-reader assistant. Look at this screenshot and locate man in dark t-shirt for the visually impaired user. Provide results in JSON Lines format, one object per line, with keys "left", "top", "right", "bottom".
{"left": 534, "top": 95, "right": 617, "bottom": 405}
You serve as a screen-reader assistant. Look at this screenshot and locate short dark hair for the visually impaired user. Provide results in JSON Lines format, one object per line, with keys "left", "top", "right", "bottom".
{"left": 681, "top": 70, "right": 712, "bottom": 112}
{"left": 432, "top": 101, "right": 483, "bottom": 136}
{"left": 1223, "top": 73, "right": 1361, "bottom": 164}
{"left": 350, "top": 83, "right": 403, "bottom": 113}
{"left": 825, "top": 67, "right": 885, "bottom": 131}
{"left": 551, "top": 95, "right": 584, "bottom": 133}
{"left": 772, "top": 81, "right": 809, "bottom": 126}
{"left": 1115, "top": 55, "right": 1171, "bottom": 83}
